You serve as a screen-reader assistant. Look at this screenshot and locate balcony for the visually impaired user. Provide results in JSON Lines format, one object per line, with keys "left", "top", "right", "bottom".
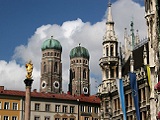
{"left": 99, "top": 56, "right": 118, "bottom": 66}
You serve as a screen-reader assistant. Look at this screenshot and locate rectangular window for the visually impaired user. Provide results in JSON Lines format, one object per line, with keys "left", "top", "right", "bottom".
{"left": 62, "top": 118, "right": 67, "bottom": 120}
{"left": 12, "top": 103, "right": 18, "bottom": 110}
{"left": 45, "top": 104, "right": 50, "bottom": 111}
{"left": 34, "top": 116, "right": 40, "bottom": 120}
{"left": 0, "top": 101, "right": 1, "bottom": 109}
{"left": 55, "top": 118, "right": 60, "bottom": 120}
{"left": 45, "top": 116, "right": 50, "bottom": 120}
{"left": 12, "top": 116, "right": 17, "bottom": 120}
{"left": 70, "top": 106, "right": 74, "bottom": 113}
{"left": 55, "top": 105, "right": 60, "bottom": 112}
{"left": 70, "top": 118, "right": 74, "bottom": 120}
{"left": 94, "top": 107, "right": 98, "bottom": 113}
{"left": 81, "top": 105, "right": 85, "bottom": 112}
{"left": 4, "top": 116, "right": 9, "bottom": 120}
{"left": 4, "top": 102, "right": 9, "bottom": 109}
{"left": 35, "top": 103, "right": 40, "bottom": 111}
{"left": 63, "top": 105, "right": 67, "bottom": 113}
{"left": 84, "top": 117, "right": 89, "bottom": 120}
{"left": 88, "top": 106, "right": 92, "bottom": 113}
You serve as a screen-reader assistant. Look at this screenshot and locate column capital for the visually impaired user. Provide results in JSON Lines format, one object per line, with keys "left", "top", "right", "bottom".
{"left": 24, "top": 79, "right": 33, "bottom": 87}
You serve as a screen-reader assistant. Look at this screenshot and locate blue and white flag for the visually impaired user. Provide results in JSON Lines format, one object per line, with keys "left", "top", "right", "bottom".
{"left": 116, "top": 78, "right": 127, "bottom": 120}
{"left": 129, "top": 72, "right": 141, "bottom": 120}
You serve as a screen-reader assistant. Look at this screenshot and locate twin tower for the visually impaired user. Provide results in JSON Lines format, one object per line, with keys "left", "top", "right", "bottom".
{"left": 40, "top": 37, "right": 90, "bottom": 96}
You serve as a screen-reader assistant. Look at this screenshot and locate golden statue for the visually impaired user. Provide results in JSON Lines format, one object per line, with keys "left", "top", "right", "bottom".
{"left": 25, "top": 60, "right": 33, "bottom": 79}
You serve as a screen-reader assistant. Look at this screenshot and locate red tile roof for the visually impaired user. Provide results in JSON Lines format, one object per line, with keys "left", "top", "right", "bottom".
{"left": 0, "top": 87, "right": 100, "bottom": 104}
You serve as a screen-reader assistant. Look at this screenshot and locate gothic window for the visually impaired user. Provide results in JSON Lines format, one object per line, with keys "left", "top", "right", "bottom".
{"left": 83, "top": 69, "right": 87, "bottom": 79}
{"left": 110, "top": 45, "right": 114, "bottom": 56}
{"left": 125, "top": 94, "right": 128, "bottom": 107}
{"left": 130, "top": 93, "right": 132, "bottom": 106}
{"left": 114, "top": 99, "right": 117, "bottom": 111}
{"left": 44, "top": 62, "right": 46, "bottom": 73}
{"left": 54, "top": 62, "right": 58, "bottom": 72}
{"left": 73, "top": 71, "right": 75, "bottom": 79}
{"left": 138, "top": 89, "right": 141, "bottom": 104}
{"left": 110, "top": 68, "right": 114, "bottom": 78}
{"left": 106, "top": 69, "right": 109, "bottom": 78}
{"left": 106, "top": 46, "right": 109, "bottom": 56}
{"left": 143, "top": 87, "right": 146, "bottom": 101}
{"left": 51, "top": 52, "right": 53, "bottom": 56}
{"left": 117, "top": 98, "right": 120, "bottom": 109}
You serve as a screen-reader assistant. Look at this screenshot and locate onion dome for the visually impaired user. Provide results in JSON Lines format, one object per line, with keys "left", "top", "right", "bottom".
{"left": 41, "top": 36, "right": 62, "bottom": 52}
{"left": 70, "top": 44, "right": 90, "bottom": 60}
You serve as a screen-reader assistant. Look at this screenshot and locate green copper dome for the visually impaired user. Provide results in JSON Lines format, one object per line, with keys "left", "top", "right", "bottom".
{"left": 41, "top": 37, "right": 62, "bottom": 52}
{"left": 70, "top": 45, "right": 90, "bottom": 60}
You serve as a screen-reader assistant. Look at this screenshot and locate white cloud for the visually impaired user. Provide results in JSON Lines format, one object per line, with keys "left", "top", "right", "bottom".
{"left": 0, "top": 0, "right": 146, "bottom": 95}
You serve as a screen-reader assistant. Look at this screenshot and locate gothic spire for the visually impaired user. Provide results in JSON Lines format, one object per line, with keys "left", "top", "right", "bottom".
{"left": 106, "top": 0, "right": 113, "bottom": 23}
{"left": 103, "top": 1, "right": 116, "bottom": 42}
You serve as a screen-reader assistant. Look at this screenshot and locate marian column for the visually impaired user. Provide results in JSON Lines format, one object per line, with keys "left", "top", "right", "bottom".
{"left": 24, "top": 60, "right": 33, "bottom": 120}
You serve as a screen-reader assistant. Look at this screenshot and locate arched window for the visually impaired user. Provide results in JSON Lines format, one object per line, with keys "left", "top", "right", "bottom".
{"left": 83, "top": 69, "right": 87, "bottom": 79}
{"left": 44, "top": 62, "right": 46, "bottom": 73}
{"left": 110, "top": 45, "right": 114, "bottom": 56}
{"left": 106, "top": 69, "right": 109, "bottom": 78}
{"left": 110, "top": 68, "right": 114, "bottom": 78}
{"left": 73, "top": 71, "right": 75, "bottom": 79}
{"left": 54, "top": 62, "right": 58, "bottom": 72}
{"left": 106, "top": 46, "right": 109, "bottom": 56}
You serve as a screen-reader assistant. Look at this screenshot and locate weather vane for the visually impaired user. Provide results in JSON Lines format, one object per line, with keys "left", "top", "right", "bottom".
{"left": 25, "top": 60, "right": 33, "bottom": 79}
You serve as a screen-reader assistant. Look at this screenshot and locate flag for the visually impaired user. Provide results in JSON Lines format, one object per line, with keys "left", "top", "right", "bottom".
{"left": 129, "top": 72, "right": 141, "bottom": 120}
{"left": 116, "top": 78, "right": 127, "bottom": 120}
{"left": 146, "top": 65, "right": 151, "bottom": 90}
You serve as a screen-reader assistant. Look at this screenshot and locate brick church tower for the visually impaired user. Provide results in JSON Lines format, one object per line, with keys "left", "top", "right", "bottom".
{"left": 68, "top": 44, "right": 90, "bottom": 96}
{"left": 40, "top": 36, "right": 62, "bottom": 93}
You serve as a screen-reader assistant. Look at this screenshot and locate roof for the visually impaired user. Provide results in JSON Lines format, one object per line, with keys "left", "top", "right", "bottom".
{"left": 41, "top": 37, "right": 62, "bottom": 52}
{"left": 122, "top": 42, "right": 149, "bottom": 76}
{"left": 70, "top": 45, "right": 90, "bottom": 60}
{"left": 0, "top": 87, "right": 100, "bottom": 104}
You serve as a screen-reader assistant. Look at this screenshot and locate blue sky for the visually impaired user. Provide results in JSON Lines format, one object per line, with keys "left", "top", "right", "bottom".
{"left": 0, "top": 0, "right": 146, "bottom": 94}
{"left": 0, "top": 0, "right": 144, "bottom": 61}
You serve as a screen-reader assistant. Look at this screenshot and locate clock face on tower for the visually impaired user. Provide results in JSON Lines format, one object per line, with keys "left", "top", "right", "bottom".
{"left": 41, "top": 81, "right": 47, "bottom": 89}
{"left": 53, "top": 81, "right": 59, "bottom": 89}
{"left": 83, "top": 87, "right": 88, "bottom": 94}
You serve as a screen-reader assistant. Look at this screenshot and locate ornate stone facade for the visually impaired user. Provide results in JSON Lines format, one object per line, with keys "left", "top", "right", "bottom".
{"left": 97, "top": 1, "right": 160, "bottom": 119}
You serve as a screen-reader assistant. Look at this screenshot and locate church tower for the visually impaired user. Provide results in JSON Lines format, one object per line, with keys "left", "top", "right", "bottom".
{"left": 40, "top": 36, "right": 62, "bottom": 93}
{"left": 98, "top": 2, "right": 119, "bottom": 119}
{"left": 68, "top": 44, "right": 90, "bottom": 96}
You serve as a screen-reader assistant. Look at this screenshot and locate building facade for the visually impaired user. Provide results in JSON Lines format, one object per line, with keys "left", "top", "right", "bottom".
{"left": 69, "top": 44, "right": 90, "bottom": 96}
{"left": 0, "top": 86, "right": 100, "bottom": 120}
{"left": 97, "top": 1, "right": 157, "bottom": 120}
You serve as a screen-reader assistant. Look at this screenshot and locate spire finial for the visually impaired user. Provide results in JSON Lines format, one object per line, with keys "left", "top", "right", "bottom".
{"left": 108, "top": 0, "right": 111, "bottom": 7}
{"left": 106, "top": 0, "right": 113, "bottom": 23}
{"left": 130, "top": 19, "right": 135, "bottom": 51}
{"left": 51, "top": 36, "right": 53, "bottom": 39}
